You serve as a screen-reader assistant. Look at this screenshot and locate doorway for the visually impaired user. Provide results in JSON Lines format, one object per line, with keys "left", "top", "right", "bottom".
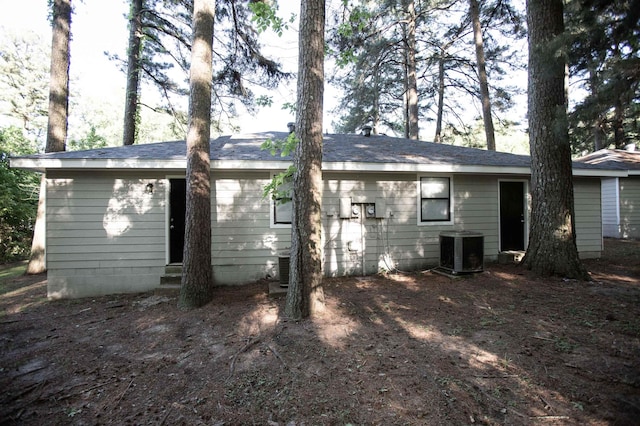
{"left": 169, "top": 178, "right": 186, "bottom": 263}
{"left": 499, "top": 181, "right": 526, "bottom": 251}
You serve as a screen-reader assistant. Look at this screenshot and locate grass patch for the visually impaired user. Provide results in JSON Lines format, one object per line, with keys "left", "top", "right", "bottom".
{"left": 0, "top": 261, "right": 27, "bottom": 295}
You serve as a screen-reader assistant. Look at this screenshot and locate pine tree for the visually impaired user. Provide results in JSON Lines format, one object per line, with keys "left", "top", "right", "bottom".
{"left": 178, "top": 0, "right": 215, "bottom": 309}
{"left": 521, "top": 0, "right": 589, "bottom": 280}
{"left": 28, "top": 0, "right": 72, "bottom": 275}
{"left": 285, "top": 0, "right": 326, "bottom": 320}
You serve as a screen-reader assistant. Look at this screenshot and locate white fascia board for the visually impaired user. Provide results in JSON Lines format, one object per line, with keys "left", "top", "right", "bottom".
{"left": 10, "top": 158, "right": 187, "bottom": 171}
{"left": 322, "top": 161, "right": 532, "bottom": 175}
{"left": 11, "top": 156, "right": 628, "bottom": 178}
{"left": 572, "top": 168, "right": 628, "bottom": 177}
{"left": 210, "top": 160, "right": 290, "bottom": 170}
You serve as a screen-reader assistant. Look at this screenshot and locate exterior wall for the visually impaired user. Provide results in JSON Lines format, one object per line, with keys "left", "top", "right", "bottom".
{"left": 43, "top": 169, "right": 604, "bottom": 298}
{"left": 574, "top": 178, "right": 604, "bottom": 258}
{"left": 211, "top": 171, "right": 290, "bottom": 284}
{"left": 45, "top": 171, "right": 168, "bottom": 298}
{"left": 320, "top": 173, "right": 503, "bottom": 277}
{"left": 601, "top": 177, "right": 620, "bottom": 238}
{"left": 619, "top": 177, "right": 640, "bottom": 239}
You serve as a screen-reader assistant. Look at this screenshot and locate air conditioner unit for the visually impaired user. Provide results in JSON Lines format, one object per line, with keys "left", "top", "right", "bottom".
{"left": 439, "top": 231, "right": 484, "bottom": 274}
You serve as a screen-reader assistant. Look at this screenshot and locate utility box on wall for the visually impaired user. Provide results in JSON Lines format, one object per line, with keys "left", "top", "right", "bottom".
{"left": 439, "top": 231, "right": 484, "bottom": 274}
{"left": 374, "top": 198, "right": 386, "bottom": 218}
{"left": 339, "top": 198, "right": 352, "bottom": 219}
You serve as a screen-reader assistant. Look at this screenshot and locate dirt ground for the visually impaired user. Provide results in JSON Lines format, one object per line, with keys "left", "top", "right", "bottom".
{"left": 1, "top": 239, "right": 639, "bottom": 425}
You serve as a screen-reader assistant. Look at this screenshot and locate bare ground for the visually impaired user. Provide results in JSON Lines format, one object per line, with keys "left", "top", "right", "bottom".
{"left": 1, "top": 238, "right": 639, "bottom": 425}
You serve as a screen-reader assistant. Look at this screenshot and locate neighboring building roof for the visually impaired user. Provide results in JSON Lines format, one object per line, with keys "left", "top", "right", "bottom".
{"left": 576, "top": 148, "right": 640, "bottom": 175}
{"left": 10, "top": 132, "right": 625, "bottom": 176}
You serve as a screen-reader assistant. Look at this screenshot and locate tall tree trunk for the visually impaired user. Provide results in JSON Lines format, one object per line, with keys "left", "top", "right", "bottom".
{"left": 521, "top": 0, "right": 589, "bottom": 280}
{"left": 28, "top": 0, "right": 71, "bottom": 275}
{"left": 179, "top": 0, "right": 214, "bottom": 309}
{"left": 26, "top": 176, "right": 47, "bottom": 275}
{"left": 122, "top": 0, "right": 143, "bottom": 146}
{"left": 45, "top": 0, "right": 71, "bottom": 154}
{"left": 285, "top": 0, "right": 325, "bottom": 320}
{"left": 588, "top": 69, "right": 606, "bottom": 151}
{"left": 405, "top": 0, "right": 419, "bottom": 140}
{"left": 434, "top": 54, "right": 445, "bottom": 143}
{"left": 613, "top": 97, "right": 626, "bottom": 149}
{"left": 372, "top": 62, "right": 380, "bottom": 134}
{"left": 610, "top": 46, "right": 626, "bottom": 149}
{"left": 470, "top": 0, "right": 496, "bottom": 151}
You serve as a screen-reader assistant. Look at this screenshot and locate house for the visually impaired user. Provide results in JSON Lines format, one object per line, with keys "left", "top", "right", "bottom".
{"left": 576, "top": 146, "right": 640, "bottom": 239}
{"left": 11, "top": 131, "right": 621, "bottom": 298}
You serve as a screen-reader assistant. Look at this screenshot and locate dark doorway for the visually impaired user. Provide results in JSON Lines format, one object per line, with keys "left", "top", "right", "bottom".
{"left": 169, "top": 178, "right": 186, "bottom": 263}
{"left": 499, "top": 181, "right": 525, "bottom": 251}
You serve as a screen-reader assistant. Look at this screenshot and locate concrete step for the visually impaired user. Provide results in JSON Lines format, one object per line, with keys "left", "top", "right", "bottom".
{"left": 164, "top": 265, "right": 183, "bottom": 275}
{"left": 160, "top": 274, "right": 181, "bottom": 285}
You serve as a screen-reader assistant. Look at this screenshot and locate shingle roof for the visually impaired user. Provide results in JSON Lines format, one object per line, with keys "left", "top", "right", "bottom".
{"left": 10, "top": 131, "right": 620, "bottom": 173}
{"left": 576, "top": 148, "right": 640, "bottom": 171}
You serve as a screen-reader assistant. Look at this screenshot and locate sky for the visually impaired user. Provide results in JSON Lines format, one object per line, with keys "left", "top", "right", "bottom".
{"left": 1, "top": 0, "right": 528, "bottom": 148}
{"left": 0, "top": 0, "right": 309, "bottom": 136}
{"left": 2, "top": 0, "right": 129, "bottom": 98}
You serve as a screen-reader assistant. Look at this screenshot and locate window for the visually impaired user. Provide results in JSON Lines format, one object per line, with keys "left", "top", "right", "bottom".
{"left": 273, "top": 177, "right": 292, "bottom": 225}
{"left": 420, "top": 176, "right": 451, "bottom": 222}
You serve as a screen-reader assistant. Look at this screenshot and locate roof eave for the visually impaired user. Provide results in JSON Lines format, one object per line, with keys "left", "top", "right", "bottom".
{"left": 11, "top": 157, "right": 627, "bottom": 178}
{"left": 572, "top": 168, "right": 628, "bottom": 177}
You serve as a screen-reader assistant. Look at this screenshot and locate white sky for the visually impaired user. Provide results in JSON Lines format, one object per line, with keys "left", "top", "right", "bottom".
{"left": 0, "top": 0, "right": 313, "bottom": 135}
{"left": 1, "top": 0, "right": 529, "bottom": 143}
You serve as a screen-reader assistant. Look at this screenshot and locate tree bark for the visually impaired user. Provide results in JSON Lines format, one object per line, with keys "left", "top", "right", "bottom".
{"left": 588, "top": 69, "right": 606, "bottom": 151}
{"left": 404, "top": 0, "right": 419, "bottom": 140}
{"left": 45, "top": 0, "right": 71, "bottom": 154}
{"left": 434, "top": 54, "right": 445, "bottom": 143}
{"left": 122, "top": 0, "right": 143, "bottom": 146}
{"left": 178, "top": 0, "right": 215, "bottom": 309}
{"left": 521, "top": 0, "right": 589, "bottom": 280}
{"left": 28, "top": 0, "right": 71, "bottom": 275}
{"left": 284, "top": 0, "right": 325, "bottom": 320}
{"left": 470, "top": 0, "right": 496, "bottom": 151}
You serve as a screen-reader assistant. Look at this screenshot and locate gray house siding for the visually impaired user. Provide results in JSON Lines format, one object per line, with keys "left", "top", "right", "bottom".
{"left": 211, "top": 171, "right": 289, "bottom": 284}
{"left": 601, "top": 177, "right": 621, "bottom": 238}
{"left": 12, "top": 133, "right": 618, "bottom": 298}
{"left": 620, "top": 177, "right": 640, "bottom": 238}
{"left": 42, "top": 170, "right": 604, "bottom": 298}
{"left": 597, "top": 176, "right": 639, "bottom": 239}
{"left": 575, "top": 148, "right": 640, "bottom": 240}
{"left": 574, "top": 178, "right": 604, "bottom": 258}
{"left": 45, "top": 171, "right": 167, "bottom": 298}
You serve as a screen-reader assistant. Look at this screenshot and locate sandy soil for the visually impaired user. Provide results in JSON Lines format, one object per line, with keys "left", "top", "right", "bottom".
{"left": 1, "top": 238, "right": 639, "bottom": 425}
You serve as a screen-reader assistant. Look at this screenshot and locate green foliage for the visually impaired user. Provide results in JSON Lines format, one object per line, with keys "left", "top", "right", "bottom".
{"left": 249, "top": 1, "right": 295, "bottom": 36}
{"left": 261, "top": 132, "right": 298, "bottom": 157}
{"left": 260, "top": 133, "right": 298, "bottom": 201}
{"left": 327, "top": 0, "right": 526, "bottom": 138}
{"left": 566, "top": 0, "right": 640, "bottom": 153}
{"left": 281, "top": 102, "right": 296, "bottom": 115}
{"left": 106, "top": 0, "right": 291, "bottom": 131}
{"left": 68, "top": 126, "right": 108, "bottom": 151}
{"left": 0, "top": 31, "right": 50, "bottom": 142}
{"left": 255, "top": 95, "right": 274, "bottom": 108}
{"left": 0, "top": 127, "right": 39, "bottom": 263}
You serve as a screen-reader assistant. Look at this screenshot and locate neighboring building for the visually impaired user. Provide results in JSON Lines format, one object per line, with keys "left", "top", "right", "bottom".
{"left": 577, "top": 146, "right": 640, "bottom": 239}
{"left": 11, "top": 132, "right": 621, "bottom": 298}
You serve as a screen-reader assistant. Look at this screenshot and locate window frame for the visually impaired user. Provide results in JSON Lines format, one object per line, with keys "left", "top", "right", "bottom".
{"left": 269, "top": 171, "right": 293, "bottom": 228}
{"left": 417, "top": 175, "right": 454, "bottom": 225}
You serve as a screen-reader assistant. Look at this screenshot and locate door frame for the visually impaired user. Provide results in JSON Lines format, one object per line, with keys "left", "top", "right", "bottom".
{"left": 166, "top": 175, "right": 186, "bottom": 264}
{"left": 498, "top": 179, "right": 529, "bottom": 252}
